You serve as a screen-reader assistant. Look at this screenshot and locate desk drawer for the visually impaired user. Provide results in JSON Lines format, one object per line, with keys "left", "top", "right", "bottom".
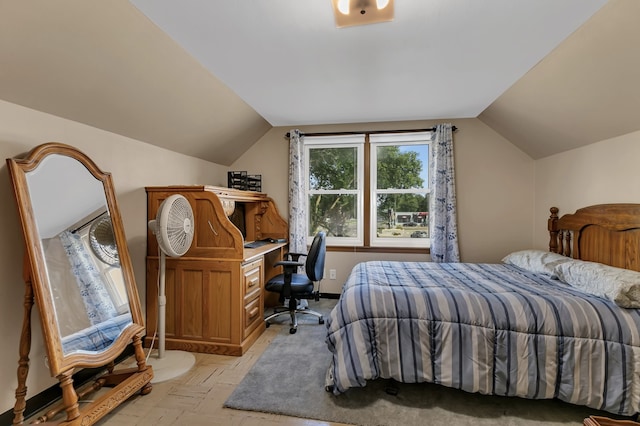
{"left": 242, "top": 259, "right": 263, "bottom": 300}
{"left": 243, "top": 296, "right": 262, "bottom": 339}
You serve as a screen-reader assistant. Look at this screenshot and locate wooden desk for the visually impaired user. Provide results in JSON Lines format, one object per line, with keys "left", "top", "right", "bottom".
{"left": 145, "top": 186, "right": 288, "bottom": 356}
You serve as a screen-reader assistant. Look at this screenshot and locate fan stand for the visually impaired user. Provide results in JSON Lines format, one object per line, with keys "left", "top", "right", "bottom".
{"left": 145, "top": 251, "right": 195, "bottom": 383}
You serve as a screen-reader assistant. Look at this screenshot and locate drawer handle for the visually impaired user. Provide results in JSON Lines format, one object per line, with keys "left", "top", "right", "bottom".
{"left": 248, "top": 306, "right": 259, "bottom": 319}
{"left": 248, "top": 278, "right": 259, "bottom": 287}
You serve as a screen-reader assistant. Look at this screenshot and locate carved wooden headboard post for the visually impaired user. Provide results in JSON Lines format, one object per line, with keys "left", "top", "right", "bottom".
{"left": 548, "top": 207, "right": 559, "bottom": 254}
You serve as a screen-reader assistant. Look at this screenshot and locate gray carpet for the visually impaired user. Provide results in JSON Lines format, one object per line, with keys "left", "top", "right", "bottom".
{"left": 224, "top": 299, "right": 625, "bottom": 426}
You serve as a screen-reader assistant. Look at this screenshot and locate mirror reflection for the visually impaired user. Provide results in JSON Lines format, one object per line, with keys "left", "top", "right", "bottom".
{"left": 26, "top": 154, "right": 132, "bottom": 355}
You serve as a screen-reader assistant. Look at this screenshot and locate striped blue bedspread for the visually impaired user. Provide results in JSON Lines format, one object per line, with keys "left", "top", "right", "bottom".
{"left": 325, "top": 261, "right": 640, "bottom": 415}
{"left": 61, "top": 312, "right": 132, "bottom": 354}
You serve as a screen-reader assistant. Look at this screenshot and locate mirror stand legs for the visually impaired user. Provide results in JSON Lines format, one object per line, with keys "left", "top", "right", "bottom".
{"left": 132, "top": 335, "right": 153, "bottom": 395}
{"left": 12, "top": 275, "right": 33, "bottom": 426}
{"left": 12, "top": 274, "right": 154, "bottom": 425}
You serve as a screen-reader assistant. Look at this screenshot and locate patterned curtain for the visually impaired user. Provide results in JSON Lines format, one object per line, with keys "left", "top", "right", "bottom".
{"left": 429, "top": 123, "right": 460, "bottom": 262}
{"left": 288, "top": 129, "right": 307, "bottom": 254}
{"left": 59, "top": 231, "right": 118, "bottom": 325}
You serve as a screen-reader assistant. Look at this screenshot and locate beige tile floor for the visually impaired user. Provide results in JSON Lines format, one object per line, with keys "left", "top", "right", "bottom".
{"left": 27, "top": 322, "right": 349, "bottom": 426}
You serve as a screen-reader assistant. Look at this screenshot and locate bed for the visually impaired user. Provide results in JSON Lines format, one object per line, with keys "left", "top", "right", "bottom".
{"left": 325, "top": 204, "right": 640, "bottom": 416}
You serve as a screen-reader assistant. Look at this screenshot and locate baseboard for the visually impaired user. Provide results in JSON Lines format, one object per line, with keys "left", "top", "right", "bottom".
{"left": 0, "top": 345, "right": 135, "bottom": 424}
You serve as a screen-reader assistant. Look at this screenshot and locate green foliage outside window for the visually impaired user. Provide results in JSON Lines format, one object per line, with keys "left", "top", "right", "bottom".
{"left": 308, "top": 144, "right": 428, "bottom": 238}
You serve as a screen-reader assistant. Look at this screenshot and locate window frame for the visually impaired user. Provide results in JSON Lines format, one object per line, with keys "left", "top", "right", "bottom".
{"left": 304, "top": 131, "right": 431, "bottom": 249}
{"left": 304, "top": 135, "right": 365, "bottom": 247}
{"left": 369, "top": 132, "right": 431, "bottom": 248}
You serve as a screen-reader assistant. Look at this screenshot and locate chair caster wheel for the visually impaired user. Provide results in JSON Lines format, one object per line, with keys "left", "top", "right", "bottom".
{"left": 319, "top": 318, "right": 325, "bottom": 324}
{"left": 289, "top": 327, "right": 297, "bottom": 334}
{"left": 265, "top": 322, "right": 270, "bottom": 328}
{"left": 325, "top": 385, "right": 334, "bottom": 392}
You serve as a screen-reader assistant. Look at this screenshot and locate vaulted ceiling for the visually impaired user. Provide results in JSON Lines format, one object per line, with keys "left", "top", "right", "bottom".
{"left": 1, "top": 0, "right": 638, "bottom": 165}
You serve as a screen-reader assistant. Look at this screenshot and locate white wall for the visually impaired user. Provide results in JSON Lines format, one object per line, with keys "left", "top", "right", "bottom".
{"left": 232, "top": 118, "right": 536, "bottom": 293}
{"left": 534, "top": 130, "right": 640, "bottom": 250}
{"left": 0, "top": 99, "right": 228, "bottom": 414}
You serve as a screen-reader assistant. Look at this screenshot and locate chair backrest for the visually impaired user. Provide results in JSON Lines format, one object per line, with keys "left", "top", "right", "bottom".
{"left": 305, "top": 231, "right": 326, "bottom": 282}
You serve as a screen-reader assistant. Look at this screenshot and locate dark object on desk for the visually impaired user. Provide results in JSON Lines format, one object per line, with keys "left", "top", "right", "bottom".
{"left": 244, "top": 238, "right": 287, "bottom": 248}
{"left": 244, "top": 238, "right": 286, "bottom": 249}
{"left": 228, "top": 171, "right": 262, "bottom": 192}
{"left": 243, "top": 240, "right": 269, "bottom": 249}
{"left": 264, "top": 232, "right": 326, "bottom": 334}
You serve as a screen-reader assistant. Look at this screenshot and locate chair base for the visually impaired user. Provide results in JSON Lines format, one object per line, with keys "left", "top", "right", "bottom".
{"left": 264, "top": 303, "right": 324, "bottom": 334}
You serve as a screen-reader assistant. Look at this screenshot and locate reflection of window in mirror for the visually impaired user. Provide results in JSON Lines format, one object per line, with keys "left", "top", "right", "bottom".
{"left": 42, "top": 236, "right": 92, "bottom": 337}
{"left": 42, "top": 208, "right": 130, "bottom": 338}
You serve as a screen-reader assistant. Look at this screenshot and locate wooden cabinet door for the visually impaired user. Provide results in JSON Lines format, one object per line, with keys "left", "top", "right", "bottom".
{"left": 146, "top": 259, "right": 241, "bottom": 345}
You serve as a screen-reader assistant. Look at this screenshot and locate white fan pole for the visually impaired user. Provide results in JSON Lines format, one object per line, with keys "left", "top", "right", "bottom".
{"left": 158, "top": 251, "right": 167, "bottom": 359}
{"left": 136, "top": 195, "right": 195, "bottom": 383}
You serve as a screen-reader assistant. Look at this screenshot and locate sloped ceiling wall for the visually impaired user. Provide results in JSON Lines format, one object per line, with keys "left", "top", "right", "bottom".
{"left": 479, "top": 0, "right": 640, "bottom": 159}
{"left": 0, "top": 1, "right": 271, "bottom": 166}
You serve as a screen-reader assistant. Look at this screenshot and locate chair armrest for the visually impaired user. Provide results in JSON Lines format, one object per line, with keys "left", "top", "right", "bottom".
{"left": 284, "top": 252, "right": 308, "bottom": 262}
{"left": 274, "top": 260, "right": 304, "bottom": 269}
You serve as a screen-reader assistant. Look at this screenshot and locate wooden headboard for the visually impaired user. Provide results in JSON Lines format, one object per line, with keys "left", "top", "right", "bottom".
{"left": 548, "top": 204, "right": 640, "bottom": 272}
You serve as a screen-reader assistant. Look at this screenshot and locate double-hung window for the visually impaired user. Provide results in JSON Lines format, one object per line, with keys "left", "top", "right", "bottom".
{"left": 305, "top": 135, "right": 365, "bottom": 246}
{"left": 370, "top": 132, "right": 430, "bottom": 248}
{"left": 305, "top": 131, "right": 431, "bottom": 249}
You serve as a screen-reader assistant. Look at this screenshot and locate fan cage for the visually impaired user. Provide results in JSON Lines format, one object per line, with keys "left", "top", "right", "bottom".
{"left": 89, "top": 214, "right": 119, "bottom": 266}
{"left": 155, "top": 194, "right": 194, "bottom": 257}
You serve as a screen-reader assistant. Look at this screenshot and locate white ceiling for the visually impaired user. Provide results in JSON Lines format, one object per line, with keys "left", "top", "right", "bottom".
{"left": 129, "top": 0, "right": 607, "bottom": 126}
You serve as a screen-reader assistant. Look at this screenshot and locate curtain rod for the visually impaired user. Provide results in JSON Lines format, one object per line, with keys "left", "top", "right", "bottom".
{"left": 285, "top": 126, "right": 457, "bottom": 139}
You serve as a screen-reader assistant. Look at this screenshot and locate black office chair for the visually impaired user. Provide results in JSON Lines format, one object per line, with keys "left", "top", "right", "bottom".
{"left": 264, "top": 231, "right": 326, "bottom": 334}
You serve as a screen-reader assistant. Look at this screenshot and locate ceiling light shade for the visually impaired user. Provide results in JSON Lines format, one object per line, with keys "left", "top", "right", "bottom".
{"left": 337, "top": 0, "right": 350, "bottom": 15}
{"left": 330, "top": 0, "right": 394, "bottom": 28}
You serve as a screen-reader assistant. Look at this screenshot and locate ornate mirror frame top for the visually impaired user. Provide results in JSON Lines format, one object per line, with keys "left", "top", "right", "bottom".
{"left": 7, "top": 142, "right": 152, "bottom": 425}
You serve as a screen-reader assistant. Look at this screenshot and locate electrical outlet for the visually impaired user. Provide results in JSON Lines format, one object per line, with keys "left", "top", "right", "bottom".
{"left": 329, "top": 269, "right": 337, "bottom": 280}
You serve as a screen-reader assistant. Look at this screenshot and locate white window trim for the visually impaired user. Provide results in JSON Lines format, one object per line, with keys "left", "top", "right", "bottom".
{"left": 370, "top": 132, "right": 431, "bottom": 248}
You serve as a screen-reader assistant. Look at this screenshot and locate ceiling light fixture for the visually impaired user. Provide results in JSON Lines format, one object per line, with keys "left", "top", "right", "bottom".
{"left": 330, "top": 0, "right": 394, "bottom": 28}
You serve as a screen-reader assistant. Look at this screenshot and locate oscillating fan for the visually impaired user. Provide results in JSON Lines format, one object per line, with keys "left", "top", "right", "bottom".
{"left": 146, "top": 194, "right": 196, "bottom": 382}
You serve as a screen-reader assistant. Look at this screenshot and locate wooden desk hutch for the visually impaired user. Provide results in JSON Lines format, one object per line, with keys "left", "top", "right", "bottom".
{"left": 145, "top": 185, "right": 288, "bottom": 356}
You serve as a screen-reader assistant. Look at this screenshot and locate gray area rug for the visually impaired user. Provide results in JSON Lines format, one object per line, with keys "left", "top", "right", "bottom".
{"left": 224, "top": 299, "right": 625, "bottom": 426}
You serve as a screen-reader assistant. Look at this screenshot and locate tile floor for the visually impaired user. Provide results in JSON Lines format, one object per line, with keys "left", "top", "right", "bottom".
{"left": 27, "top": 321, "right": 349, "bottom": 426}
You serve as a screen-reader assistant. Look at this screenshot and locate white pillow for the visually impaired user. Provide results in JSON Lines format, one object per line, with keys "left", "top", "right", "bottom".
{"left": 553, "top": 260, "right": 640, "bottom": 308}
{"left": 501, "top": 249, "right": 571, "bottom": 276}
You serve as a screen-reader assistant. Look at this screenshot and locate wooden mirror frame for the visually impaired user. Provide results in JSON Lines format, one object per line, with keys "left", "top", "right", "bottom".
{"left": 7, "top": 143, "right": 153, "bottom": 425}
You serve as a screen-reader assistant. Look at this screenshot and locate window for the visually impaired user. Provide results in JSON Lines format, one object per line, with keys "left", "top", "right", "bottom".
{"left": 305, "top": 132, "right": 431, "bottom": 249}
{"left": 306, "top": 135, "right": 364, "bottom": 246}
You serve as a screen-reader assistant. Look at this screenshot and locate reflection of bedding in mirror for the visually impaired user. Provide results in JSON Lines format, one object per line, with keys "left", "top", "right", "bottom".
{"left": 27, "top": 154, "right": 132, "bottom": 355}
{"left": 42, "top": 211, "right": 132, "bottom": 354}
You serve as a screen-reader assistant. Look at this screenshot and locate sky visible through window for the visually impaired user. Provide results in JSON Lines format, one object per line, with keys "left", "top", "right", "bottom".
{"left": 398, "top": 145, "right": 428, "bottom": 187}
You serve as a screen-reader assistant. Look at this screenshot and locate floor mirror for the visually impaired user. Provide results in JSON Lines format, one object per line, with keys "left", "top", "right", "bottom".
{"left": 6, "top": 143, "right": 153, "bottom": 425}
